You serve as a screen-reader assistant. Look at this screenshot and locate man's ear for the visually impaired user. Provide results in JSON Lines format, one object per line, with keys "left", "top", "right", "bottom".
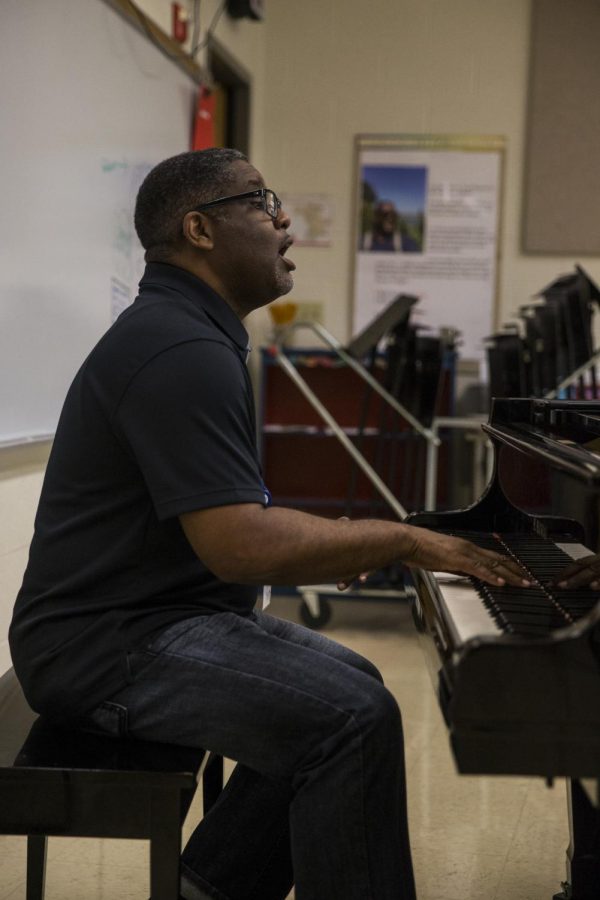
{"left": 182, "top": 211, "right": 215, "bottom": 250}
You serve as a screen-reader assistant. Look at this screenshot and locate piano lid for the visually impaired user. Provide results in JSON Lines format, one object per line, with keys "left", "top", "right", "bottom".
{"left": 483, "top": 398, "right": 600, "bottom": 484}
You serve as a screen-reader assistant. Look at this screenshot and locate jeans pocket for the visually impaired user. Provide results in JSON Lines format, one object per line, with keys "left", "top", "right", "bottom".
{"left": 84, "top": 700, "right": 129, "bottom": 737}
{"left": 125, "top": 648, "right": 158, "bottom": 682}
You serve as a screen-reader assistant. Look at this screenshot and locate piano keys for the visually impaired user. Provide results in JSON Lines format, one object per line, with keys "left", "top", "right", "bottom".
{"left": 434, "top": 533, "right": 593, "bottom": 645}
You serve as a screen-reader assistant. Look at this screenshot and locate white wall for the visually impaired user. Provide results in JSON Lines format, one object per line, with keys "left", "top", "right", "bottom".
{"left": 3, "top": 0, "right": 600, "bottom": 675}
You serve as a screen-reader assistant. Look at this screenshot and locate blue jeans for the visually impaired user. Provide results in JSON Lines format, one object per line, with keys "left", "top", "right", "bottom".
{"left": 82, "top": 610, "right": 416, "bottom": 900}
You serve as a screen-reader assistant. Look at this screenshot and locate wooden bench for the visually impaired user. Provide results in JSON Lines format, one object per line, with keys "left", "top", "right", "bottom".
{"left": 0, "top": 667, "right": 223, "bottom": 899}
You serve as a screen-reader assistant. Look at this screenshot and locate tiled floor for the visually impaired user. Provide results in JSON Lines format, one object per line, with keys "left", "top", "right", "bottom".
{"left": 0, "top": 593, "right": 570, "bottom": 899}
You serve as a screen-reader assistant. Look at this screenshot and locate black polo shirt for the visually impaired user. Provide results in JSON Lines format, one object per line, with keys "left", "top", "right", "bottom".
{"left": 10, "top": 263, "right": 267, "bottom": 719}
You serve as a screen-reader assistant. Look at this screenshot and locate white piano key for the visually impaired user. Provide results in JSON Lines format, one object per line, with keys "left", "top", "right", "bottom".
{"left": 555, "top": 542, "right": 593, "bottom": 561}
{"left": 435, "top": 579, "right": 501, "bottom": 645}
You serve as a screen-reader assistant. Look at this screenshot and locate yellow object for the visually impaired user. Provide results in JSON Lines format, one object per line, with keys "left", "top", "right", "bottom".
{"left": 268, "top": 302, "right": 298, "bottom": 326}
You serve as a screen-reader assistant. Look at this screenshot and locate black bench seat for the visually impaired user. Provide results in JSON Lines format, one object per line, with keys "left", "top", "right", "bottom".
{"left": 0, "top": 667, "right": 222, "bottom": 899}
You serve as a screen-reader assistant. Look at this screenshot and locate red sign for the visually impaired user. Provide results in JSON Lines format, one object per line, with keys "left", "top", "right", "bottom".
{"left": 192, "top": 86, "right": 215, "bottom": 150}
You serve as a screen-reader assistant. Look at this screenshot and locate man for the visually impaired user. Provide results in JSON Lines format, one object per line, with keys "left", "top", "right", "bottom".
{"left": 10, "top": 148, "right": 529, "bottom": 900}
{"left": 362, "top": 200, "right": 422, "bottom": 254}
{"left": 362, "top": 200, "right": 402, "bottom": 252}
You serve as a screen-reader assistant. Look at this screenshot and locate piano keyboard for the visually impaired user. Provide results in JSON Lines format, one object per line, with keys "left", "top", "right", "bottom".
{"left": 435, "top": 531, "right": 599, "bottom": 646}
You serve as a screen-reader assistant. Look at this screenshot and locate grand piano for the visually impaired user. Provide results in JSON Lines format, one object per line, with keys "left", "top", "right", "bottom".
{"left": 406, "top": 398, "right": 600, "bottom": 900}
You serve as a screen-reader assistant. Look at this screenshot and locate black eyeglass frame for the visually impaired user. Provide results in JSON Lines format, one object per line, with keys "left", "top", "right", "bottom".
{"left": 193, "top": 188, "right": 282, "bottom": 220}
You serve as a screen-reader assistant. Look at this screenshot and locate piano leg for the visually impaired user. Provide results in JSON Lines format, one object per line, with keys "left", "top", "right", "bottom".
{"left": 553, "top": 779, "right": 600, "bottom": 900}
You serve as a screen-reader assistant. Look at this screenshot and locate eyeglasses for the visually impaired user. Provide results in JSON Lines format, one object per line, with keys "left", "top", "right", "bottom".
{"left": 194, "top": 188, "right": 282, "bottom": 220}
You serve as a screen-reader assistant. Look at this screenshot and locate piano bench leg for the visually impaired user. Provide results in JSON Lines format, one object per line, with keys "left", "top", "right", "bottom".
{"left": 26, "top": 834, "right": 47, "bottom": 900}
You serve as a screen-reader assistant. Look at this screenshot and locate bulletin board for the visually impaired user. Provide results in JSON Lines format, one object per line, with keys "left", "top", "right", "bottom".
{"left": 523, "top": 0, "right": 600, "bottom": 254}
{"left": 352, "top": 134, "right": 505, "bottom": 362}
{"left": 0, "top": 0, "right": 199, "bottom": 445}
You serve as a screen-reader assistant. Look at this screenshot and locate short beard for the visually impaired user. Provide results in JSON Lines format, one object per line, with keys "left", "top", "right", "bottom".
{"left": 273, "top": 269, "right": 294, "bottom": 299}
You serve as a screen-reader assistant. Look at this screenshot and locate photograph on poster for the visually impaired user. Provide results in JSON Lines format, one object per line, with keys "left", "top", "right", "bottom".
{"left": 352, "top": 135, "right": 505, "bottom": 364}
{"left": 359, "top": 164, "right": 427, "bottom": 253}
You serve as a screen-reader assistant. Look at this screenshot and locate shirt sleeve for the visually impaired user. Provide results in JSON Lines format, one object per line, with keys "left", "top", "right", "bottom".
{"left": 114, "top": 339, "right": 266, "bottom": 520}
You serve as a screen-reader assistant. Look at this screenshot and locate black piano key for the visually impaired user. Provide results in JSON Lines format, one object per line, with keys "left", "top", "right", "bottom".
{"left": 490, "top": 600, "right": 556, "bottom": 612}
{"left": 481, "top": 591, "right": 568, "bottom": 631}
{"left": 504, "top": 611, "right": 565, "bottom": 627}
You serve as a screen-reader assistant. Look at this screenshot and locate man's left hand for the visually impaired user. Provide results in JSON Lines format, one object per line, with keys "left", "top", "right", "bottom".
{"left": 337, "top": 572, "right": 370, "bottom": 591}
{"left": 548, "top": 553, "right": 600, "bottom": 589}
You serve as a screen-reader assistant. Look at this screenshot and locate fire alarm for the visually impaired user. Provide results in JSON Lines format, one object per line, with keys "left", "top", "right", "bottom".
{"left": 226, "top": 0, "right": 264, "bottom": 21}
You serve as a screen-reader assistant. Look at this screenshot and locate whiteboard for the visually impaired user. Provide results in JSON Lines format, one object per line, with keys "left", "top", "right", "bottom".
{"left": 0, "top": 0, "right": 197, "bottom": 445}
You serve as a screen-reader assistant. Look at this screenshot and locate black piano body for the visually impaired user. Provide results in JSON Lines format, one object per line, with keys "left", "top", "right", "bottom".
{"left": 406, "top": 398, "right": 600, "bottom": 899}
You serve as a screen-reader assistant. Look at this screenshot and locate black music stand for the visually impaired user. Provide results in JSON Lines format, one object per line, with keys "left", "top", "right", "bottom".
{"left": 537, "top": 267, "right": 600, "bottom": 397}
{"left": 343, "top": 295, "right": 418, "bottom": 519}
{"left": 574, "top": 265, "right": 600, "bottom": 304}
{"left": 345, "top": 294, "right": 417, "bottom": 359}
{"left": 484, "top": 328, "right": 526, "bottom": 399}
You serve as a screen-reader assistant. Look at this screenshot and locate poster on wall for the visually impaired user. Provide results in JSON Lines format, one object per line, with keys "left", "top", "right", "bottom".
{"left": 280, "top": 193, "right": 334, "bottom": 247}
{"left": 352, "top": 134, "right": 505, "bottom": 363}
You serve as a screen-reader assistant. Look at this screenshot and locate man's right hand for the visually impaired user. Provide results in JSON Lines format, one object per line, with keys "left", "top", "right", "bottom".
{"left": 402, "top": 526, "right": 531, "bottom": 588}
